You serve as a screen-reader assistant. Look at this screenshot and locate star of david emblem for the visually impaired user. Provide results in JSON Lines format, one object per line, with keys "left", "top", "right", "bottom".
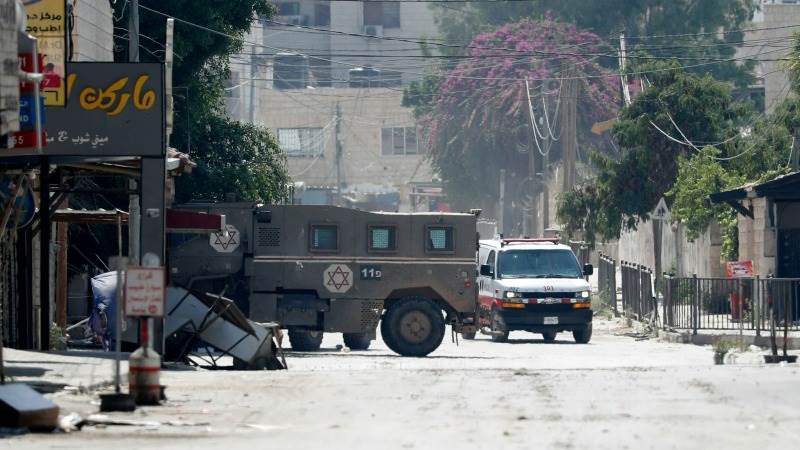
{"left": 209, "top": 224, "right": 241, "bottom": 253}
{"left": 323, "top": 264, "right": 353, "bottom": 293}
{"left": 213, "top": 229, "right": 238, "bottom": 250}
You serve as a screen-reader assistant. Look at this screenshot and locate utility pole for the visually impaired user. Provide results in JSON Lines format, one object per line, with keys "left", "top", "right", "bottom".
{"left": 335, "top": 102, "right": 342, "bottom": 206}
{"left": 618, "top": 33, "right": 631, "bottom": 107}
{"left": 128, "top": 0, "right": 140, "bottom": 265}
{"left": 792, "top": 130, "right": 800, "bottom": 171}
{"left": 541, "top": 81, "right": 550, "bottom": 233}
{"left": 561, "top": 71, "right": 578, "bottom": 193}
{"left": 498, "top": 168, "right": 505, "bottom": 236}
{"left": 524, "top": 78, "right": 538, "bottom": 238}
{"left": 249, "top": 44, "right": 256, "bottom": 124}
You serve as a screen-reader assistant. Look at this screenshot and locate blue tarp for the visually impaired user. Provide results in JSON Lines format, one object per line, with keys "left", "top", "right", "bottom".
{"left": 89, "top": 271, "right": 118, "bottom": 350}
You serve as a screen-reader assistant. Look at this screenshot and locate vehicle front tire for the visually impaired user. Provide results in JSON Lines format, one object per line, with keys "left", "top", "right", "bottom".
{"left": 382, "top": 297, "right": 445, "bottom": 357}
{"left": 542, "top": 331, "right": 557, "bottom": 342}
{"left": 343, "top": 333, "right": 372, "bottom": 350}
{"left": 490, "top": 311, "right": 509, "bottom": 343}
{"left": 573, "top": 323, "right": 592, "bottom": 344}
{"left": 288, "top": 329, "right": 323, "bottom": 351}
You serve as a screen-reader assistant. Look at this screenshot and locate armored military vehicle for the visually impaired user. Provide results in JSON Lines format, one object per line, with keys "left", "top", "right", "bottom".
{"left": 168, "top": 203, "right": 479, "bottom": 357}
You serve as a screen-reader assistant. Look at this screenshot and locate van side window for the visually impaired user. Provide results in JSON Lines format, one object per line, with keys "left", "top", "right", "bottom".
{"left": 426, "top": 226, "right": 454, "bottom": 252}
{"left": 310, "top": 224, "right": 338, "bottom": 251}
{"left": 369, "top": 225, "right": 396, "bottom": 251}
{"left": 487, "top": 251, "right": 496, "bottom": 273}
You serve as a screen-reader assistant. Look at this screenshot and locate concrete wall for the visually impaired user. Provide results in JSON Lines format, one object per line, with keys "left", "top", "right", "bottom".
{"left": 71, "top": 0, "right": 114, "bottom": 62}
{"left": 227, "top": 26, "right": 265, "bottom": 124}
{"left": 738, "top": 196, "right": 777, "bottom": 276}
{"left": 259, "top": 87, "right": 435, "bottom": 210}
{"left": 263, "top": 1, "right": 438, "bottom": 87}
{"left": 742, "top": 1, "right": 800, "bottom": 112}
{"left": 596, "top": 202, "right": 725, "bottom": 278}
{"left": 0, "top": 0, "right": 20, "bottom": 137}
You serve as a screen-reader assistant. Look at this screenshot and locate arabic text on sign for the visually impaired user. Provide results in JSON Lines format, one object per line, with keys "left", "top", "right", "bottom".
{"left": 67, "top": 73, "right": 157, "bottom": 116}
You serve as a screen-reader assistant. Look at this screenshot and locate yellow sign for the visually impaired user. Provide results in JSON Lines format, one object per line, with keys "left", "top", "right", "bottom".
{"left": 66, "top": 73, "right": 157, "bottom": 116}
{"left": 25, "top": 0, "right": 67, "bottom": 106}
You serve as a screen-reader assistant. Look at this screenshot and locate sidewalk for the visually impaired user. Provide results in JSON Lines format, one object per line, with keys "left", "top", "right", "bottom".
{"left": 2, "top": 348, "right": 127, "bottom": 393}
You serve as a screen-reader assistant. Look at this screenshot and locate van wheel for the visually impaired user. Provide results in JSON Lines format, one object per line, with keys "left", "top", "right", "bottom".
{"left": 382, "top": 297, "right": 445, "bottom": 357}
{"left": 288, "top": 329, "right": 323, "bottom": 351}
{"left": 490, "top": 312, "right": 509, "bottom": 343}
{"left": 343, "top": 333, "right": 372, "bottom": 350}
{"left": 573, "top": 323, "right": 592, "bottom": 344}
{"left": 542, "top": 331, "right": 557, "bottom": 342}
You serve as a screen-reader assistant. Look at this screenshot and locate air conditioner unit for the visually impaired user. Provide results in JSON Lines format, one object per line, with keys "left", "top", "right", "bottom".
{"left": 278, "top": 15, "right": 306, "bottom": 25}
{"left": 363, "top": 25, "right": 384, "bottom": 37}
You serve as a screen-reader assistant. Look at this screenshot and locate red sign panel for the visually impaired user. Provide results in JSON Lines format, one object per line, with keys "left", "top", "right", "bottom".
{"left": 726, "top": 261, "right": 754, "bottom": 279}
{"left": 124, "top": 267, "right": 166, "bottom": 317}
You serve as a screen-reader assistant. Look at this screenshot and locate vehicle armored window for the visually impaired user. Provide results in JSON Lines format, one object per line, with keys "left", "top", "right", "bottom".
{"left": 310, "top": 224, "right": 338, "bottom": 251}
{"left": 426, "top": 225, "right": 454, "bottom": 253}
{"left": 368, "top": 225, "right": 397, "bottom": 252}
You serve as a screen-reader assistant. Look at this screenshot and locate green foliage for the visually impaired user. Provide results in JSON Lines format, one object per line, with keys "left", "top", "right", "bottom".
{"left": 174, "top": 117, "right": 288, "bottom": 204}
{"left": 558, "top": 61, "right": 749, "bottom": 244}
{"left": 112, "top": 1, "right": 287, "bottom": 202}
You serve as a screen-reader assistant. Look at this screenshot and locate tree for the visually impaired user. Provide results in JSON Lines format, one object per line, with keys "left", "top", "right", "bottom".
{"left": 433, "top": 0, "right": 755, "bottom": 86}
{"left": 419, "top": 19, "right": 618, "bottom": 213}
{"left": 112, "top": 1, "right": 288, "bottom": 203}
{"left": 557, "top": 60, "right": 750, "bottom": 244}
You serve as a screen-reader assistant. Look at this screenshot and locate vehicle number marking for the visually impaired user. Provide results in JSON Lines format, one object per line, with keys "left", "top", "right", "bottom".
{"left": 360, "top": 265, "right": 383, "bottom": 280}
{"left": 543, "top": 316, "right": 558, "bottom": 325}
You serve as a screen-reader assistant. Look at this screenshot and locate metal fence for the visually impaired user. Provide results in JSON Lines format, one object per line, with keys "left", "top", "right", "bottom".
{"left": 597, "top": 252, "right": 617, "bottom": 315}
{"left": 620, "top": 261, "right": 657, "bottom": 323}
{"left": 663, "top": 275, "right": 800, "bottom": 334}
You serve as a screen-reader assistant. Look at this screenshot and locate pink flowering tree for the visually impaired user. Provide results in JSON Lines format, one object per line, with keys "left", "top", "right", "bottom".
{"left": 421, "top": 19, "right": 619, "bottom": 211}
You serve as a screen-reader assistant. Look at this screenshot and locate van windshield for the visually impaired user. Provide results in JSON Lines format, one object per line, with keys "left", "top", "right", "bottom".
{"left": 498, "top": 249, "right": 582, "bottom": 279}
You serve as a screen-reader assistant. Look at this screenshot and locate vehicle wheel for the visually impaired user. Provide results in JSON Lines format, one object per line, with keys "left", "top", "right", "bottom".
{"left": 382, "top": 297, "right": 445, "bottom": 357}
{"left": 542, "top": 331, "right": 557, "bottom": 342}
{"left": 343, "top": 333, "right": 372, "bottom": 350}
{"left": 288, "top": 329, "right": 323, "bottom": 351}
{"left": 490, "top": 311, "right": 509, "bottom": 343}
{"left": 573, "top": 323, "right": 592, "bottom": 344}
{"left": 461, "top": 330, "right": 476, "bottom": 340}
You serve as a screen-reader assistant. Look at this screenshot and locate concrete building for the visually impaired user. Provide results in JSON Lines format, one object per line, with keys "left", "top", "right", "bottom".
{"left": 226, "top": 23, "right": 266, "bottom": 124}
{"left": 742, "top": 0, "right": 800, "bottom": 112}
{"left": 70, "top": 0, "right": 114, "bottom": 62}
{"left": 259, "top": 87, "right": 437, "bottom": 211}
{"left": 261, "top": 0, "right": 438, "bottom": 87}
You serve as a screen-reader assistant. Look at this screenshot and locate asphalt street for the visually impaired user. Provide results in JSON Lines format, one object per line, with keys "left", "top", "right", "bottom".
{"left": 5, "top": 318, "right": 800, "bottom": 450}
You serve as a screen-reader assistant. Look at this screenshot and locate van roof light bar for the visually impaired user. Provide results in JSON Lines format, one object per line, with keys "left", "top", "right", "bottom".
{"left": 500, "top": 238, "right": 560, "bottom": 247}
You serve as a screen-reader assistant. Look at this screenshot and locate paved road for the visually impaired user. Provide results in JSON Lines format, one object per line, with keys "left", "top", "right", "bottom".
{"left": 6, "top": 319, "right": 800, "bottom": 449}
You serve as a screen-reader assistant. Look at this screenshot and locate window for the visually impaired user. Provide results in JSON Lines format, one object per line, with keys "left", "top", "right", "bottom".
{"left": 314, "top": 2, "right": 330, "bottom": 26}
{"left": 381, "top": 127, "right": 418, "bottom": 155}
{"left": 363, "top": 1, "right": 400, "bottom": 28}
{"left": 426, "top": 226, "right": 454, "bottom": 252}
{"left": 277, "top": 2, "right": 300, "bottom": 16}
{"left": 369, "top": 226, "right": 397, "bottom": 251}
{"left": 497, "top": 250, "right": 582, "bottom": 279}
{"left": 311, "top": 225, "right": 338, "bottom": 251}
{"left": 278, "top": 128, "right": 324, "bottom": 156}
{"left": 487, "top": 250, "right": 496, "bottom": 273}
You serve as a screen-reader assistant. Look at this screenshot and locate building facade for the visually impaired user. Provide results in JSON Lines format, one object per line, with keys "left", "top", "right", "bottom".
{"left": 259, "top": 87, "right": 437, "bottom": 211}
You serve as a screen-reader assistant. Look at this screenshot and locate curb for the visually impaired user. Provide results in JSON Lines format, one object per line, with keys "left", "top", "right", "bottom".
{"left": 657, "top": 329, "right": 800, "bottom": 349}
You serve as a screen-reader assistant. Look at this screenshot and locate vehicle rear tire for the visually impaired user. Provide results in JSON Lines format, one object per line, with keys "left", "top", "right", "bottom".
{"left": 288, "top": 329, "right": 323, "bottom": 351}
{"left": 382, "top": 297, "right": 445, "bottom": 357}
{"left": 343, "top": 333, "right": 372, "bottom": 350}
{"left": 461, "top": 330, "right": 476, "bottom": 340}
{"left": 490, "top": 312, "right": 509, "bottom": 343}
{"left": 573, "top": 323, "right": 592, "bottom": 344}
{"left": 542, "top": 331, "right": 557, "bottom": 342}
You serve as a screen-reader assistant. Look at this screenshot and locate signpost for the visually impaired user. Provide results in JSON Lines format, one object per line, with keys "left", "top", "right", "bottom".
{"left": 23, "top": 0, "right": 67, "bottom": 106}
{"left": 124, "top": 267, "right": 166, "bottom": 317}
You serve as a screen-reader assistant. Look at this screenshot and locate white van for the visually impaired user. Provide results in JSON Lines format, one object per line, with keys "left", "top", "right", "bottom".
{"left": 470, "top": 238, "right": 593, "bottom": 343}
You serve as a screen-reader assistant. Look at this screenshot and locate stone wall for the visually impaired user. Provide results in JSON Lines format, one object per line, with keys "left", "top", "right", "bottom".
{"left": 71, "top": 0, "right": 113, "bottom": 62}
